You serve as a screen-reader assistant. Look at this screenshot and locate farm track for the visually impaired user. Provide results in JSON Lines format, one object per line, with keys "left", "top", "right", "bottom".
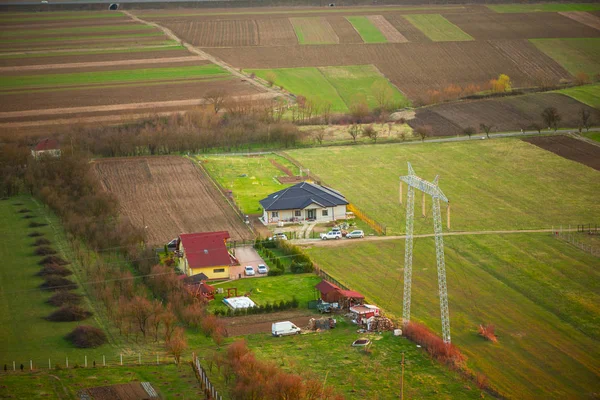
{"left": 92, "top": 156, "right": 254, "bottom": 244}
{"left": 123, "top": 10, "right": 292, "bottom": 103}
{"left": 0, "top": 56, "right": 206, "bottom": 73}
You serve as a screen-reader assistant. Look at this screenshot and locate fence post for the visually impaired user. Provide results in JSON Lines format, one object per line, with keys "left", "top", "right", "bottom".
{"left": 85, "top": 356, "right": 87, "bottom": 368}
{"left": 66, "top": 357, "right": 68, "bottom": 368}
{"left": 49, "top": 359, "right": 51, "bottom": 369}
{"left": 156, "top": 353, "right": 159, "bottom": 365}
{"left": 120, "top": 354, "right": 123, "bottom": 366}
{"left": 138, "top": 353, "right": 141, "bottom": 365}
{"left": 12, "top": 361, "right": 15, "bottom": 371}
{"left": 103, "top": 355, "right": 105, "bottom": 367}
{"left": 30, "top": 360, "right": 32, "bottom": 371}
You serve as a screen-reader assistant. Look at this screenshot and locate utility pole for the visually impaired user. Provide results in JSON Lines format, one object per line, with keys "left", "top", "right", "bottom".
{"left": 400, "top": 162, "right": 452, "bottom": 344}
{"left": 401, "top": 352, "right": 405, "bottom": 400}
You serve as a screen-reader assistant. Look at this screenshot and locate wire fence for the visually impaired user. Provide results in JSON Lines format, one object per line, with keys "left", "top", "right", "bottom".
{"left": 554, "top": 225, "right": 600, "bottom": 257}
{"left": 193, "top": 354, "right": 223, "bottom": 400}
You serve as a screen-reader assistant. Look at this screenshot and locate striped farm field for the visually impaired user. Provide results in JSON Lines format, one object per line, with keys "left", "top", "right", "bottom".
{"left": 404, "top": 14, "right": 474, "bottom": 42}
{"left": 160, "top": 20, "right": 258, "bottom": 47}
{"left": 488, "top": 3, "right": 600, "bottom": 13}
{"left": 0, "top": 24, "right": 156, "bottom": 38}
{"left": 0, "top": 65, "right": 228, "bottom": 91}
{"left": 290, "top": 17, "right": 339, "bottom": 44}
{"left": 0, "top": 12, "right": 126, "bottom": 23}
{"left": 557, "top": 84, "right": 600, "bottom": 109}
{"left": 345, "top": 16, "right": 387, "bottom": 43}
{"left": 530, "top": 38, "right": 600, "bottom": 77}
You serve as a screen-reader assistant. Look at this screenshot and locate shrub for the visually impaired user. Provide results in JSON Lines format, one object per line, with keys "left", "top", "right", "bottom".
{"left": 39, "top": 255, "right": 69, "bottom": 266}
{"left": 28, "top": 221, "right": 48, "bottom": 228}
{"left": 46, "top": 306, "right": 92, "bottom": 322}
{"left": 28, "top": 231, "right": 43, "bottom": 237}
{"left": 47, "top": 291, "right": 82, "bottom": 307}
{"left": 267, "top": 267, "right": 283, "bottom": 276}
{"left": 34, "top": 246, "right": 57, "bottom": 256}
{"left": 33, "top": 238, "right": 51, "bottom": 246}
{"left": 38, "top": 264, "right": 72, "bottom": 277}
{"left": 403, "top": 321, "right": 464, "bottom": 366}
{"left": 65, "top": 326, "right": 107, "bottom": 348}
{"left": 40, "top": 276, "right": 78, "bottom": 291}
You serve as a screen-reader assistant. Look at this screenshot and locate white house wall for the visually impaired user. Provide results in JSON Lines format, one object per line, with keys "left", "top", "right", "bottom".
{"left": 264, "top": 204, "right": 347, "bottom": 224}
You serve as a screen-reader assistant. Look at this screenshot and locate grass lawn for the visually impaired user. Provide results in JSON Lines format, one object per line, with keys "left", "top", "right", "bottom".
{"left": 0, "top": 197, "right": 117, "bottom": 365}
{"left": 198, "top": 154, "right": 298, "bottom": 215}
{"left": 345, "top": 16, "right": 387, "bottom": 43}
{"left": 0, "top": 24, "right": 156, "bottom": 37}
{"left": 0, "top": 45, "right": 186, "bottom": 59}
{"left": 0, "top": 65, "right": 228, "bottom": 91}
{"left": 285, "top": 138, "right": 600, "bottom": 234}
{"left": 0, "top": 32, "right": 164, "bottom": 44}
{"left": 305, "top": 233, "right": 600, "bottom": 399}
{"left": 247, "top": 65, "right": 409, "bottom": 113}
{"left": 557, "top": 83, "right": 600, "bottom": 109}
{"left": 208, "top": 274, "right": 321, "bottom": 314}
{"left": 248, "top": 67, "right": 347, "bottom": 112}
{"left": 530, "top": 38, "right": 600, "bottom": 77}
{"left": 404, "top": 14, "right": 473, "bottom": 42}
{"left": 488, "top": 3, "right": 600, "bottom": 12}
{"left": 191, "top": 317, "right": 484, "bottom": 399}
{"left": 0, "top": 364, "right": 202, "bottom": 399}
{"left": 583, "top": 131, "right": 600, "bottom": 142}
{"left": 320, "top": 65, "right": 410, "bottom": 109}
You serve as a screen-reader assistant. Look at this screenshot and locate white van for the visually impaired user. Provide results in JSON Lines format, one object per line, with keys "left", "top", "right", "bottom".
{"left": 272, "top": 321, "right": 301, "bottom": 337}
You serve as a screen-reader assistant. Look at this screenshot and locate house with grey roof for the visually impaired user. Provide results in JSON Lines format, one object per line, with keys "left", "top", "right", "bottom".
{"left": 259, "top": 182, "right": 349, "bottom": 225}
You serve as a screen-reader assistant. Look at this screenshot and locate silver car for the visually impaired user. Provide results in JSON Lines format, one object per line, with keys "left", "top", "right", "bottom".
{"left": 346, "top": 230, "right": 365, "bottom": 239}
{"left": 257, "top": 264, "right": 268, "bottom": 274}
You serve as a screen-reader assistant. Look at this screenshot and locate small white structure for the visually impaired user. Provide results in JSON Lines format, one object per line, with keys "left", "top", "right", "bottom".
{"left": 223, "top": 296, "right": 256, "bottom": 310}
{"left": 31, "top": 138, "right": 60, "bottom": 159}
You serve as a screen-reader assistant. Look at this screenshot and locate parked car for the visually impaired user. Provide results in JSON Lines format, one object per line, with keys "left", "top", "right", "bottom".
{"left": 346, "top": 230, "right": 365, "bottom": 239}
{"left": 244, "top": 266, "right": 255, "bottom": 276}
{"left": 272, "top": 321, "right": 301, "bottom": 337}
{"left": 320, "top": 231, "right": 342, "bottom": 240}
{"left": 273, "top": 233, "right": 288, "bottom": 241}
{"left": 257, "top": 264, "right": 268, "bottom": 274}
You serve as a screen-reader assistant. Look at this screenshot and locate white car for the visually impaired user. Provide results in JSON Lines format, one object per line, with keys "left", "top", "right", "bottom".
{"left": 244, "top": 266, "right": 255, "bottom": 276}
{"left": 320, "top": 231, "right": 342, "bottom": 240}
{"left": 273, "top": 233, "right": 288, "bottom": 241}
{"left": 346, "top": 230, "right": 365, "bottom": 239}
{"left": 257, "top": 264, "right": 268, "bottom": 274}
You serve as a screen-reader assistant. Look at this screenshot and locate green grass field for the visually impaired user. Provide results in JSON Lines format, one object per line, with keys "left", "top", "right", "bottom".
{"left": 190, "top": 318, "right": 484, "bottom": 399}
{"left": 404, "top": 14, "right": 474, "bottom": 42}
{"left": 208, "top": 274, "right": 321, "bottom": 313}
{"left": 531, "top": 38, "right": 600, "bottom": 77}
{"left": 0, "top": 197, "right": 117, "bottom": 365}
{"left": 345, "top": 16, "right": 387, "bottom": 43}
{"left": 488, "top": 3, "right": 600, "bottom": 13}
{"left": 247, "top": 65, "right": 409, "bottom": 113}
{"left": 198, "top": 154, "right": 298, "bottom": 215}
{"left": 583, "top": 131, "right": 600, "bottom": 141}
{"left": 0, "top": 364, "right": 201, "bottom": 399}
{"left": 0, "top": 65, "right": 228, "bottom": 91}
{"left": 557, "top": 84, "right": 600, "bottom": 109}
{"left": 0, "top": 24, "right": 156, "bottom": 37}
{"left": 305, "top": 234, "right": 600, "bottom": 399}
{"left": 285, "top": 139, "right": 599, "bottom": 234}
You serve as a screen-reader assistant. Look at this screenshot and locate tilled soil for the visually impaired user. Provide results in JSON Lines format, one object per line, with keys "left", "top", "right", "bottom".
{"left": 223, "top": 309, "right": 318, "bottom": 337}
{"left": 523, "top": 135, "right": 600, "bottom": 171}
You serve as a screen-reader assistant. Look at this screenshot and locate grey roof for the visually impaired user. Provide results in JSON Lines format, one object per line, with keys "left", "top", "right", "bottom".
{"left": 259, "top": 182, "right": 348, "bottom": 211}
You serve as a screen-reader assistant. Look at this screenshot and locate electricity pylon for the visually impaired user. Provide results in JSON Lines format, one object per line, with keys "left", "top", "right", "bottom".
{"left": 399, "top": 162, "right": 452, "bottom": 344}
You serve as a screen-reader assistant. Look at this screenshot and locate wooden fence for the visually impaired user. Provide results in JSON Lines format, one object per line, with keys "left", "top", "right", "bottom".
{"left": 192, "top": 354, "right": 223, "bottom": 400}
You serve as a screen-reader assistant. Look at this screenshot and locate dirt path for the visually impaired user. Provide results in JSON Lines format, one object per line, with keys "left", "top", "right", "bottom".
{"left": 123, "top": 10, "right": 293, "bottom": 103}
{"left": 295, "top": 228, "right": 576, "bottom": 248}
{"left": 0, "top": 56, "right": 205, "bottom": 72}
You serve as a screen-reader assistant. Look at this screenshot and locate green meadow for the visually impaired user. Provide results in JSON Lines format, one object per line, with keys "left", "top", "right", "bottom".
{"left": 404, "top": 14, "right": 474, "bottom": 42}
{"left": 489, "top": 3, "right": 600, "bottom": 13}
{"left": 346, "top": 16, "right": 387, "bottom": 43}
{"left": 557, "top": 84, "right": 600, "bottom": 109}
{"left": 531, "top": 38, "right": 600, "bottom": 77}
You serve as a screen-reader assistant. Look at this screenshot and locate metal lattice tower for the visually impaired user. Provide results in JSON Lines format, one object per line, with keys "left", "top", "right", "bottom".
{"left": 400, "top": 162, "right": 452, "bottom": 344}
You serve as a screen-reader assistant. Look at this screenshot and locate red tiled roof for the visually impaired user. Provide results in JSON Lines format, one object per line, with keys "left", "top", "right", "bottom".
{"left": 315, "top": 280, "right": 341, "bottom": 294}
{"left": 338, "top": 289, "right": 365, "bottom": 299}
{"left": 179, "top": 231, "right": 230, "bottom": 269}
{"left": 34, "top": 138, "right": 59, "bottom": 151}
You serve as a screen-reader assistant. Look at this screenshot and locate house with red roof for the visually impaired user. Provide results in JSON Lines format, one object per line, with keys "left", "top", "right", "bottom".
{"left": 177, "top": 231, "right": 232, "bottom": 280}
{"left": 31, "top": 138, "right": 60, "bottom": 159}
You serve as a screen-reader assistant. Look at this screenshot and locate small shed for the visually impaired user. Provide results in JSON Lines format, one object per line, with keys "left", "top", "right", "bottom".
{"left": 350, "top": 304, "right": 380, "bottom": 325}
{"left": 337, "top": 289, "right": 365, "bottom": 309}
{"left": 315, "top": 280, "right": 343, "bottom": 303}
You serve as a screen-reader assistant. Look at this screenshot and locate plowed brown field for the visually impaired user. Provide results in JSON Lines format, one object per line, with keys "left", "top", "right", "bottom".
{"left": 160, "top": 19, "right": 258, "bottom": 47}
{"left": 446, "top": 12, "right": 600, "bottom": 40}
{"left": 367, "top": 15, "right": 407, "bottom": 43}
{"left": 523, "top": 135, "right": 600, "bottom": 171}
{"left": 408, "top": 93, "right": 600, "bottom": 136}
{"left": 93, "top": 157, "right": 254, "bottom": 245}
{"left": 327, "top": 16, "right": 363, "bottom": 44}
{"left": 559, "top": 11, "right": 600, "bottom": 31}
{"left": 257, "top": 18, "right": 297, "bottom": 46}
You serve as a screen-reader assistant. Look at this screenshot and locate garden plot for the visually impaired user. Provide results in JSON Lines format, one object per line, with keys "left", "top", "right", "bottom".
{"left": 290, "top": 17, "right": 339, "bottom": 45}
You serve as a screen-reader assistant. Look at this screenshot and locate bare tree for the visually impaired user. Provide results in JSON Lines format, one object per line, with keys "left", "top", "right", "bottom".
{"left": 479, "top": 123, "right": 494, "bottom": 139}
{"left": 205, "top": 90, "right": 227, "bottom": 114}
{"left": 313, "top": 128, "right": 327, "bottom": 145}
{"left": 580, "top": 108, "right": 592, "bottom": 132}
{"left": 415, "top": 125, "right": 431, "bottom": 142}
{"left": 529, "top": 122, "right": 543, "bottom": 134}
{"left": 542, "top": 107, "right": 561, "bottom": 131}
{"left": 371, "top": 81, "right": 394, "bottom": 111}
{"left": 165, "top": 327, "right": 187, "bottom": 364}
{"left": 463, "top": 126, "right": 476, "bottom": 139}
{"left": 361, "top": 125, "right": 380, "bottom": 143}
{"left": 348, "top": 124, "right": 361, "bottom": 143}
